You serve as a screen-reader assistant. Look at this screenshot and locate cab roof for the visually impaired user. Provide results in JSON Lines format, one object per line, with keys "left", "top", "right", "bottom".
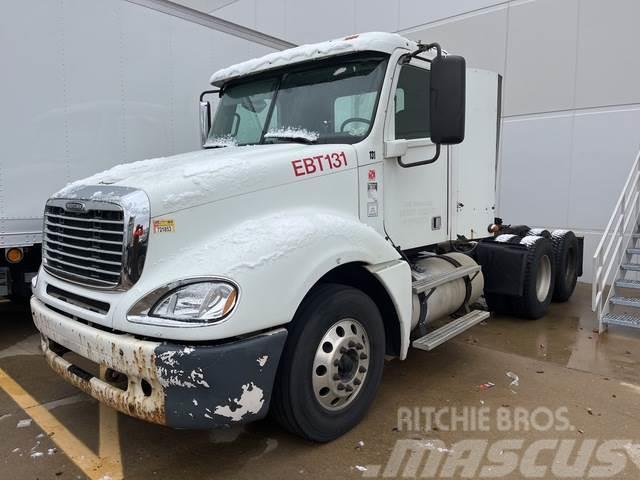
{"left": 209, "top": 32, "right": 418, "bottom": 87}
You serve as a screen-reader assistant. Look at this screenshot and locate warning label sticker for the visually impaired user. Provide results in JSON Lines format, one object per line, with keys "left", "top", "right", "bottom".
{"left": 153, "top": 219, "right": 176, "bottom": 234}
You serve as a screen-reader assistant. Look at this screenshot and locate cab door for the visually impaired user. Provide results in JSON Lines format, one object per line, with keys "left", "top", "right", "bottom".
{"left": 383, "top": 59, "right": 448, "bottom": 250}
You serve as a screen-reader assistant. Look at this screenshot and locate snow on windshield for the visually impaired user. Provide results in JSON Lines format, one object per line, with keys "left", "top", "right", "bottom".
{"left": 264, "top": 127, "right": 319, "bottom": 143}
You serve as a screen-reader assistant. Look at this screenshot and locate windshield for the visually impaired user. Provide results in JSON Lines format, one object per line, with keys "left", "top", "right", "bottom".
{"left": 206, "top": 54, "right": 389, "bottom": 146}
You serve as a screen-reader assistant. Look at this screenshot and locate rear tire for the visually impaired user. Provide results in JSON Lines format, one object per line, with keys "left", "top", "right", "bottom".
{"left": 551, "top": 230, "right": 579, "bottom": 302}
{"left": 271, "top": 283, "right": 385, "bottom": 442}
{"left": 512, "top": 236, "right": 555, "bottom": 319}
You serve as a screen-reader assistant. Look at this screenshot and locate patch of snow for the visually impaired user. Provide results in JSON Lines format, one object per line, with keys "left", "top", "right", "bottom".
{"left": 30, "top": 452, "right": 44, "bottom": 459}
{"left": 214, "top": 382, "right": 264, "bottom": 421}
{"left": 204, "top": 135, "right": 237, "bottom": 148}
{"left": 11, "top": 448, "right": 20, "bottom": 453}
{"left": 354, "top": 465, "right": 368, "bottom": 472}
{"left": 552, "top": 229, "right": 569, "bottom": 238}
{"left": 520, "top": 235, "right": 543, "bottom": 247}
{"left": 17, "top": 419, "right": 32, "bottom": 428}
{"left": 495, "top": 234, "right": 516, "bottom": 243}
{"left": 528, "top": 228, "right": 546, "bottom": 235}
{"left": 264, "top": 127, "right": 319, "bottom": 143}
{"left": 210, "top": 32, "right": 417, "bottom": 85}
{"left": 506, "top": 371, "right": 520, "bottom": 387}
{"left": 192, "top": 399, "right": 198, "bottom": 407}
{"left": 183, "top": 347, "right": 195, "bottom": 354}
{"left": 47, "top": 448, "right": 56, "bottom": 455}
{"left": 182, "top": 210, "right": 380, "bottom": 277}
{"left": 257, "top": 355, "right": 268, "bottom": 367}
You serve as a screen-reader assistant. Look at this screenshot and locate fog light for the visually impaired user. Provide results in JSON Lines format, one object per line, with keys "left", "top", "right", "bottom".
{"left": 5, "top": 248, "right": 24, "bottom": 264}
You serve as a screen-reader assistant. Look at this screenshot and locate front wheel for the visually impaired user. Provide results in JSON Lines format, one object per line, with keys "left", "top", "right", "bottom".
{"left": 271, "top": 284, "right": 385, "bottom": 442}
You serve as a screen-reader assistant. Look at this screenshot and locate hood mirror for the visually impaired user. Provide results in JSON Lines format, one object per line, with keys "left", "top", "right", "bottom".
{"left": 199, "top": 90, "right": 219, "bottom": 147}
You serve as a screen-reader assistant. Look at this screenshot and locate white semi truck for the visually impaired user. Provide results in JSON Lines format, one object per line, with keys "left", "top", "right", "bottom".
{"left": 31, "top": 32, "right": 582, "bottom": 442}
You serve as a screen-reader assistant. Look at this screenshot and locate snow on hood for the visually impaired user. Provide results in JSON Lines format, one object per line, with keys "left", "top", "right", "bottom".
{"left": 54, "top": 144, "right": 355, "bottom": 217}
{"left": 210, "top": 32, "right": 416, "bottom": 86}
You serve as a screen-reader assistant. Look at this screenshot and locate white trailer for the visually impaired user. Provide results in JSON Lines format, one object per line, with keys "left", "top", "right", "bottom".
{"left": 30, "top": 32, "right": 582, "bottom": 441}
{"left": 0, "top": 0, "right": 289, "bottom": 300}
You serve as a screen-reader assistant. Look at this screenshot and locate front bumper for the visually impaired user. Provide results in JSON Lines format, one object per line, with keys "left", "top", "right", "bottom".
{"left": 31, "top": 297, "right": 287, "bottom": 429}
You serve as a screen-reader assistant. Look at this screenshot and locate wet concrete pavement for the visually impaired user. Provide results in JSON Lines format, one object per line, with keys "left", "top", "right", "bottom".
{"left": 1, "top": 283, "right": 640, "bottom": 479}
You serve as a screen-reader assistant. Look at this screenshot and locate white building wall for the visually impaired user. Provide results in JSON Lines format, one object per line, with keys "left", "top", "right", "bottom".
{"left": 207, "top": 0, "right": 640, "bottom": 282}
{"left": 0, "top": 0, "right": 275, "bottom": 241}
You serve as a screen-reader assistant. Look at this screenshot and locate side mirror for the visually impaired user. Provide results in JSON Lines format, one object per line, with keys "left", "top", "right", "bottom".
{"left": 199, "top": 100, "right": 211, "bottom": 147}
{"left": 430, "top": 54, "right": 466, "bottom": 145}
{"left": 199, "top": 89, "right": 219, "bottom": 147}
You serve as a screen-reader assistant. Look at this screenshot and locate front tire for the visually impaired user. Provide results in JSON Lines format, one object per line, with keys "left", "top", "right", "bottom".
{"left": 271, "top": 284, "right": 385, "bottom": 442}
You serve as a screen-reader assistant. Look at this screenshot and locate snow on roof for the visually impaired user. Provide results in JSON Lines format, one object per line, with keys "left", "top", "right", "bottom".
{"left": 210, "top": 32, "right": 417, "bottom": 86}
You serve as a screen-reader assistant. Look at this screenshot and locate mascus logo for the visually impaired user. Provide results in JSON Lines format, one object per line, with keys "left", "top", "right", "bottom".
{"left": 64, "top": 201, "right": 86, "bottom": 212}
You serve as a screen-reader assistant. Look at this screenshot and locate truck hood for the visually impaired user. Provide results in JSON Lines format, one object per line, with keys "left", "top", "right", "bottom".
{"left": 54, "top": 144, "right": 356, "bottom": 216}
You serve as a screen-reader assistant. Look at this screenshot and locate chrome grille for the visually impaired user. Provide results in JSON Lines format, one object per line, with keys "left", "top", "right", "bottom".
{"left": 43, "top": 202, "right": 125, "bottom": 288}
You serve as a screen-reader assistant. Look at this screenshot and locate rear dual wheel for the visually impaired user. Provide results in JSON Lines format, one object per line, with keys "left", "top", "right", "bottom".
{"left": 485, "top": 236, "right": 555, "bottom": 319}
{"left": 512, "top": 236, "right": 555, "bottom": 319}
{"left": 550, "top": 230, "right": 579, "bottom": 302}
{"left": 271, "top": 284, "right": 385, "bottom": 442}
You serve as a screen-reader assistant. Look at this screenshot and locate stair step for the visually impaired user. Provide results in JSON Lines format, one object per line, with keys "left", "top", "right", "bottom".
{"left": 616, "top": 279, "right": 640, "bottom": 289}
{"left": 610, "top": 296, "right": 640, "bottom": 308}
{"left": 628, "top": 248, "right": 640, "bottom": 255}
{"left": 603, "top": 312, "right": 640, "bottom": 329}
{"left": 412, "top": 310, "right": 490, "bottom": 351}
{"left": 412, "top": 264, "right": 481, "bottom": 294}
{"left": 621, "top": 263, "right": 640, "bottom": 272}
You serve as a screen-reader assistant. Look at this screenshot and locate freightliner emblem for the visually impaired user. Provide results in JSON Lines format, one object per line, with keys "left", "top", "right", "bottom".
{"left": 65, "top": 201, "right": 86, "bottom": 212}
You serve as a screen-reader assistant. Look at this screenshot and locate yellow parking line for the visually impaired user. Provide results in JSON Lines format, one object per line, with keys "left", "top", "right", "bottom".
{"left": 0, "top": 367, "right": 124, "bottom": 480}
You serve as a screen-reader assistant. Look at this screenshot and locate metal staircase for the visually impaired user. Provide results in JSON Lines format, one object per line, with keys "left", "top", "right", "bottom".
{"left": 593, "top": 149, "right": 640, "bottom": 333}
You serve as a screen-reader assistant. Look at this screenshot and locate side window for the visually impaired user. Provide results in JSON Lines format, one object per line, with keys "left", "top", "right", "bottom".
{"left": 394, "top": 65, "right": 430, "bottom": 140}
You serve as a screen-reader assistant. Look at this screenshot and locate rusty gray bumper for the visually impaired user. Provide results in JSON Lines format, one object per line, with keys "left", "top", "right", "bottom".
{"left": 31, "top": 297, "right": 287, "bottom": 429}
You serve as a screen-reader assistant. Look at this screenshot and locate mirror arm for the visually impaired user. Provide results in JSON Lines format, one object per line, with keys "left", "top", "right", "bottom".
{"left": 397, "top": 144, "right": 441, "bottom": 168}
{"left": 199, "top": 89, "right": 219, "bottom": 101}
{"left": 407, "top": 42, "right": 442, "bottom": 61}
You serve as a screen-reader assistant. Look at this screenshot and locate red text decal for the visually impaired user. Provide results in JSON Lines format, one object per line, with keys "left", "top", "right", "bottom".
{"left": 292, "top": 151, "right": 347, "bottom": 177}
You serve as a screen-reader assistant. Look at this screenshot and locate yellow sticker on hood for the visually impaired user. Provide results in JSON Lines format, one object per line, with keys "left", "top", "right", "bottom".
{"left": 153, "top": 219, "right": 175, "bottom": 233}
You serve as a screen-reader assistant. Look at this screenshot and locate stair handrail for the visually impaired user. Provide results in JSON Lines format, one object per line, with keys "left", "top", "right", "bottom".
{"left": 592, "top": 148, "right": 640, "bottom": 332}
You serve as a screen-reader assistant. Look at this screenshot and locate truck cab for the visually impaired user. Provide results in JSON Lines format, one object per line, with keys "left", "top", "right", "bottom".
{"left": 30, "top": 32, "right": 581, "bottom": 442}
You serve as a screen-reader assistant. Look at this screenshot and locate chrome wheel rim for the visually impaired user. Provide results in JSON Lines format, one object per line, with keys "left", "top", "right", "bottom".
{"left": 312, "top": 318, "right": 370, "bottom": 411}
{"left": 536, "top": 255, "right": 552, "bottom": 302}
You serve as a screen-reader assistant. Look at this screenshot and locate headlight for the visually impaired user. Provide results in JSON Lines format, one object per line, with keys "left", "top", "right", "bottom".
{"left": 150, "top": 281, "right": 237, "bottom": 322}
{"left": 128, "top": 278, "right": 239, "bottom": 326}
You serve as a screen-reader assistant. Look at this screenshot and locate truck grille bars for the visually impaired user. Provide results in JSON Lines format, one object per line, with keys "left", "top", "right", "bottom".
{"left": 44, "top": 202, "right": 125, "bottom": 288}
{"left": 43, "top": 188, "right": 150, "bottom": 290}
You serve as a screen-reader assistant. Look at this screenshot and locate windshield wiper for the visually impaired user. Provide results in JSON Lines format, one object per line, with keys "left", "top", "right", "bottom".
{"left": 264, "top": 135, "right": 317, "bottom": 145}
{"left": 263, "top": 129, "right": 319, "bottom": 145}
